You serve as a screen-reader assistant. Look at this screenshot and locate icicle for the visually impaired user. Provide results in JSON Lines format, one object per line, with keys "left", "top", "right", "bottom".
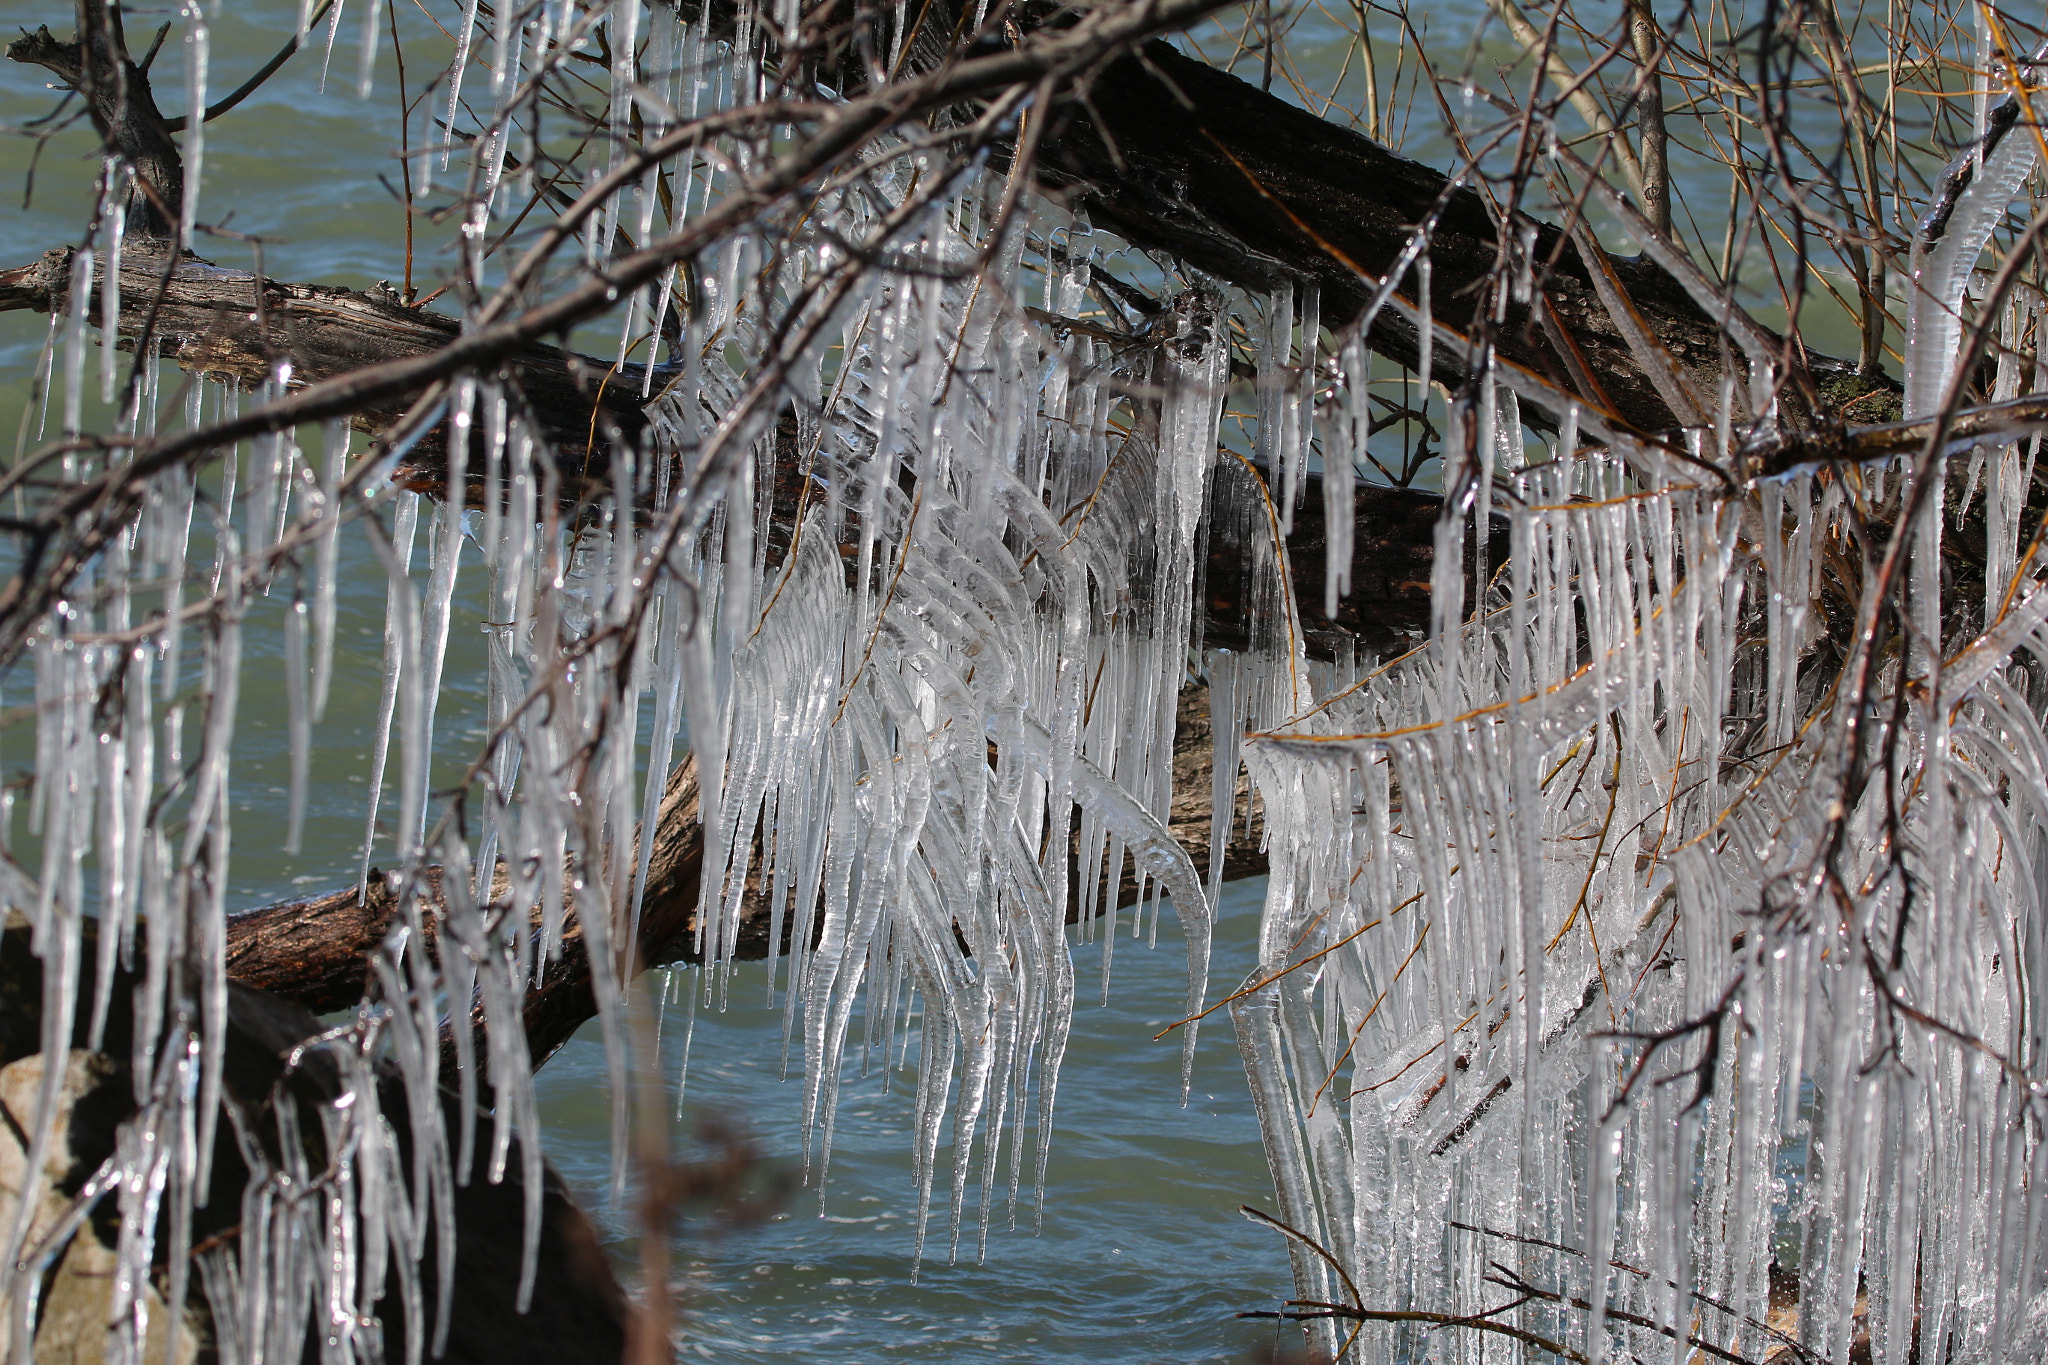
{"left": 285, "top": 595, "right": 310, "bottom": 854}
{"left": 410, "top": 391, "right": 470, "bottom": 851}
{"left": 99, "top": 161, "right": 124, "bottom": 408}
{"left": 442, "top": 0, "right": 484, "bottom": 170}
{"left": 317, "top": 0, "right": 349, "bottom": 90}
{"left": 180, "top": 3, "right": 208, "bottom": 247}
{"left": 360, "top": 494, "right": 420, "bottom": 888}
{"left": 1324, "top": 339, "right": 1365, "bottom": 623}
{"left": 1905, "top": 59, "right": 2045, "bottom": 416}
{"left": 311, "top": 418, "right": 347, "bottom": 719}
{"left": 355, "top": 0, "right": 381, "bottom": 97}
{"left": 1261, "top": 286, "right": 1297, "bottom": 532}
{"left": 61, "top": 247, "right": 92, "bottom": 437}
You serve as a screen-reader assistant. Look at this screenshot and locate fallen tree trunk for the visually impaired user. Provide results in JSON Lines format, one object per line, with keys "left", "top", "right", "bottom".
{"left": 0, "top": 246, "right": 655, "bottom": 483}
{"left": 1035, "top": 40, "right": 1866, "bottom": 435}
{"left": 0, "top": 238, "right": 1472, "bottom": 658}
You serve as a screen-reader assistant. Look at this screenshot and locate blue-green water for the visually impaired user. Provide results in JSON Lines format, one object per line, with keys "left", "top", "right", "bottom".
{"left": 536, "top": 882, "right": 1292, "bottom": 1363}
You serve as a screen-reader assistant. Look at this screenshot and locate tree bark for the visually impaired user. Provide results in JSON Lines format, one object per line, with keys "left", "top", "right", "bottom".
{"left": 0, "top": 245, "right": 653, "bottom": 480}
{"left": 8, "top": 8, "right": 183, "bottom": 236}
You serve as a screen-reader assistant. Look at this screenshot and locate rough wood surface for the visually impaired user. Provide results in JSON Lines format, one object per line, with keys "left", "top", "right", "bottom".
{"left": 1037, "top": 43, "right": 1884, "bottom": 435}
{"left": 0, "top": 245, "right": 654, "bottom": 475}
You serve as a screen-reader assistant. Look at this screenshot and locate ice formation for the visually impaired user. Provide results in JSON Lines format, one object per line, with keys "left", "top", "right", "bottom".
{"left": 1231, "top": 417, "right": 2048, "bottom": 1361}
{"left": 7, "top": 2, "right": 2048, "bottom": 1363}
{"left": 1905, "top": 46, "right": 2048, "bottom": 420}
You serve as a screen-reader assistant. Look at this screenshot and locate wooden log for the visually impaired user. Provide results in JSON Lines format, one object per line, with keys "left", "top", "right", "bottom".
{"left": 1033, "top": 41, "right": 1844, "bottom": 434}
{"left": 695, "top": 2, "right": 1890, "bottom": 433}
{"left": 0, "top": 236, "right": 1468, "bottom": 663}
{"left": 0, "top": 245, "right": 653, "bottom": 480}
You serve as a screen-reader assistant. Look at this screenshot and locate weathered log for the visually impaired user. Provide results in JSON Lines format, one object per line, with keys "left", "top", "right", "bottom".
{"left": 1034, "top": 41, "right": 1879, "bottom": 435}
{"left": 0, "top": 245, "right": 654, "bottom": 480}
{"left": 226, "top": 680, "right": 1269, "bottom": 1065}
{"left": 0, "top": 237, "right": 1467, "bottom": 660}
{"left": 721, "top": 4, "right": 1890, "bottom": 430}
{"left": 227, "top": 756, "right": 708, "bottom": 1063}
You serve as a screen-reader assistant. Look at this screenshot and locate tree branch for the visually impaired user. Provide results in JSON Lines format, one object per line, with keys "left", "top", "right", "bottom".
{"left": 159, "top": 0, "right": 339, "bottom": 133}
{"left": 1034, "top": 41, "right": 1880, "bottom": 434}
{"left": 8, "top": 5, "right": 182, "bottom": 235}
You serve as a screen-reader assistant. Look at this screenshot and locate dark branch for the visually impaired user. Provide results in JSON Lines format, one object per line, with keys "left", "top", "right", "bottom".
{"left": 8, "top": 6, "right": 182, "bottom": 235}
{"left": 1034, "top": 41, "right": 1883, "bottom": 434}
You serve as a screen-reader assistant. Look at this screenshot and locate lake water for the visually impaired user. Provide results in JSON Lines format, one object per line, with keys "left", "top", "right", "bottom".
{"left": 537, "top": 882, "right": 1292, "bottom": 1363}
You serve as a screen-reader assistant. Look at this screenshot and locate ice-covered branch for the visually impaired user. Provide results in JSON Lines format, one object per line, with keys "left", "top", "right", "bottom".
{"left": 224, "top": 683, "right": 1269, "bottom": 1070}
{"left": 1740, "top": 392, "right": 2048, "bottom": 481}
{"left": 0, "top": 917, "right": 633, "bottom": 1363}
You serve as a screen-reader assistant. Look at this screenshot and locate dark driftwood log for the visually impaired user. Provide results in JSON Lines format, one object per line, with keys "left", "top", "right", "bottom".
{"left": 0, "top": 918, "right": 632, "bottom": 1364}
{"left": 1033, "top": 42, "right": 1886, "bottom": 435}
{"left": 227, "top": 681, "right": 1269, "bottom": 1066}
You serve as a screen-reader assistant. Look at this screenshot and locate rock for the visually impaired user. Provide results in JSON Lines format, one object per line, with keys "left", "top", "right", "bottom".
{"left": 0, "top": 1051, "right": 201, "bottom": 1365}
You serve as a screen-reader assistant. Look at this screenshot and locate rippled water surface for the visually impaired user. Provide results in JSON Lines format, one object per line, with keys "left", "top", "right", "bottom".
{"left": 538, "top": 881, "right": 1293, "bottom": 1362}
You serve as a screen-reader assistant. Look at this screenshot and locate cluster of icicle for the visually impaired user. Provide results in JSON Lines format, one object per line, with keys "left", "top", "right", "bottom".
{"left": 1226, "top": 157, "right": 2048, "bottom": 1365}
{"left": 13, "top": 3, "right": 2048, "bottom": 1364}
{"left": 663, "top": 199, "right": 1244, "bottom": 1261}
